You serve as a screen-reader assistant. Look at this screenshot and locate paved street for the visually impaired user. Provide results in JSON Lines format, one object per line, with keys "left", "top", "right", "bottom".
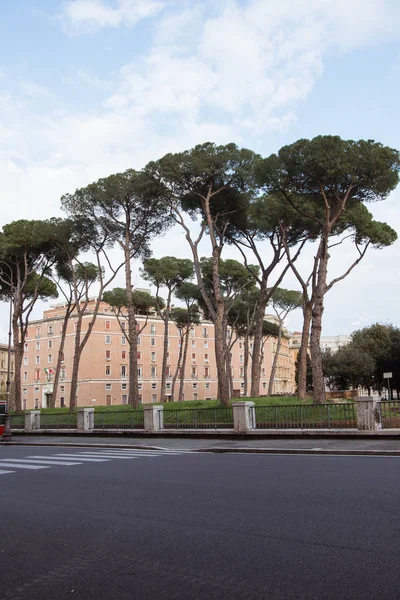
{"left": 1, "top": 447, "right": 400, "bottom": 599}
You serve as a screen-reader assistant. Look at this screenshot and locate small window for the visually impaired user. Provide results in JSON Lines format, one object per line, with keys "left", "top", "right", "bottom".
{"left": 204, "top": 341, "right": 208, "bottom": 349}
{"left": 105, "top": 383, "right": 112, "bottom": 391}
{"left": 166, "top": 382, "right": 171, "bottom": 389}
{"left": 192, "top": 382, "right": 197, "bottom": 389}
{"left": 136, "top": 351, "right": 140, "bottom": 360}
{"left": 105, "top": 335, "right": 111, "bottom": 344}
{"left": 204, "top": 353, "right": 208, "bottom": 363}
{"left": 48, "top": 354, "right": 52, "bottom": 363}
{"left": 205, "top": 382, "right": 210, "bottom": 389}
{"left": 105, "top": 320, "right": 111, "bottom": 330}
{"left": 151, "top": 352, "right": 156, "bottom": 362}
{"left": 121, "top": 365, "right": 127, "bottom": 378}
{"left": 24, "top": 343, "right": 28, "bottom": 351}
{"left": 151, "top": 382, "right": 157, "bottom": 390}
{"left": 262, "top": 382, "right": 267, "bottom": 388}
{"left": 192, "top": 353, "right": 196, "bottom": 362}
{"left": 48, "top": 340, "right": 52, "bottom": 349}
{"left": 137, "top": 337, "right": 141, "bottom": 346}
{"left": 150, "top": 324, "right": 156, "bottom": 334}
{"left": 23, "top": 356, "right": 28, "bottom": 366}
{"left": 105, "top": 350, "right": 111, "bottom": 360}
{"left": 138, "top": 366, "right": 142, "bottom": 378}
{"left": 122, "top": 350, "right": 127, "bottom": 360}
{"left": 121, "top": 383, "right": 127, "bottom": 390}
{"left": 191, "top": 339, "right": 196, "bottom": 348}
{"left": 121, "top": 336, "right": 126, "bottom": 345}
{"left": 202, "top": 327, "right": 208, "bottom": 338}
{"left": 60, "top": 396, "right": 65, "bottom": 407}
{"left": 151, "top": 337, "right": 156, "bottom": 346}
{"left": 23, "top": 371, "right": 28, "bottom": 381}
{"left": 105, "top": 365, "right": 111, "bottom": 375}
{"left": 239, "top": 355, "right": 243, "bottom": 363}
{"left": 122, "top": 394, "right": 128, "bottom": 405}
{"left": 151, "top": 394, "right": 157, "bottom": 402}
{"left": 48, "top": 325, "right": 53, "bottom": 336}
{"left": 138, "top": 383, "right": 142, "bottom": 390}
{"left": 35, "top": 356, "right": 40, "bottom": 364}
{"left": 23, "top": 388, "right": 27, "bottom": 395}
{"left": 151, "top": 366, "right": 156, "bottom": 378}
{"left": 121, "top": 321, "right": 126, "bottom": 331}
{"left": 60, "top": 385, "right": 64, "bottom": 392}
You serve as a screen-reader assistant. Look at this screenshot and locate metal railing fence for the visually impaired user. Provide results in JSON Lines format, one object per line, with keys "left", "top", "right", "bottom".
{"left": 254, "top": 403, "right": 356, "bottom": 430}
{"left": 40, "top": 411, "right": 77, "bottom": 430}
{"left": 380, "top": 400, "right": 400, "bottom": 429}
{"left": 94, "top": 410, "right": 145, "bottom": 430}
{"left": 163, "top": 407, "right": 234, "bottom": 430}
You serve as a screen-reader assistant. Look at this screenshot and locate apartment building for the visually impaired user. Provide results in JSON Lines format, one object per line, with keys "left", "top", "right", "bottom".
{"left": 0, "top": 342, "right": 14, "bottom": 395}
{"left": 21, "top": 301, "right": 297, "bottom": 409}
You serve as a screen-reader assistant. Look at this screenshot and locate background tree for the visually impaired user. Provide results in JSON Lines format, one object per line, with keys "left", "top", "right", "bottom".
{"left": 171, "top": 281, "right": 201, "bottom": 401}
{"left": 257, "top": 136, "right": 400, "bottom": 402}
{"left": 0, "top": 220, "right": 61, "bottom": 411}
{"left": 62, "top": 170, "right": 171, "bottom": 407}
{"left": 141, "top": 257, "right": 193, "bottom": 402}
{"left": 144, "top": 142, "right": 259, "bottom": 406}
{"left": 268, "top": 288, "right": 302, "bottom": 395}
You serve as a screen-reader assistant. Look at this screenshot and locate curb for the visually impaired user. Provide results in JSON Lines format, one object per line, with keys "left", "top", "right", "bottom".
{"left": 3, "top": 440, "right": 400, "bottom": 456}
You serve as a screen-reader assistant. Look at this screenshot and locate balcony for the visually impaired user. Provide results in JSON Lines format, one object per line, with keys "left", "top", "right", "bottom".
{"left": 120, "top": 374, "right": 128, "bottom": 379}
{"left": 191, "top": 374, "right": 198, "bottom": 380}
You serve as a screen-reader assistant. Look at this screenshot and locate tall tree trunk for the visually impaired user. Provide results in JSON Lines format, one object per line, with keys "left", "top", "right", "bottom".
{"left": 124, "top": 243, "right": 139, "bottom": 408}
{"left": 69, "top": 316, "right": 82, "bottom": 412}
{"left": 159, "top": 290, "right": 171, "bottom": 403}
{"left": 12, "top": 315, "right": 22, "bottom": 412}
{"left": 250, "top": 276, "right": 268, "bottom": 397}
{"left": 214, "top": 303, "right": 230, "bottom": 405}
{"left": 51, "top": 306, "right": 72, "bottom": 408}
{"left": 310, "top": 240, "right": 328, "bottom": 404}
{"left": 297, "top": 301, "right": 312, "bottom": 401}
{"left": 171, "top": 329, "right": 184, "bottom": 402}
{"left": 178, "top": 329, "right": 189, "bottom": 402}
{"left": 268, "top": 321, "right": 282, "bottom": 396}
{"left": 243, "top": 332, "right": 249, "bottom": 397}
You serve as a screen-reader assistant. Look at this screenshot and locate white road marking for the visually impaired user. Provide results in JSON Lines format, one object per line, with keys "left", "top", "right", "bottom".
{"left": 3, "top": 458, "right": 81, "bottom": 466}
{"left": 0, "top": 462, "right": 49, "bottom": 470}
{"left": 52, "top": 454, "right": 111, "bottom": 462}
{"left": 74, "top": 453, "right": 137, "bottom": 460}
{"left": 0, "top": 469, "right": 15, "bottom": 475}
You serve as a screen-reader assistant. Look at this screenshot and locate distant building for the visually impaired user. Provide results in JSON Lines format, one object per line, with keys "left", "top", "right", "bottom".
{"left": 0, "top": 342, "right": 15, "bottom": 395}
{"left": 21, "top": 302, "right": 298, "bottom": 409}
{"left": 289, "top": 332, "right": 350, "bottom": 353}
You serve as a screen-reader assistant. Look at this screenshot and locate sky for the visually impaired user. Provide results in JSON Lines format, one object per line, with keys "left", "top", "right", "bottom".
{"left": 1, "top": 0, "right": 400, "bottom": 340}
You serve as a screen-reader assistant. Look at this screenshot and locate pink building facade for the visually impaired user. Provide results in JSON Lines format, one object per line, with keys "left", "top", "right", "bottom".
{"left": 21, "top": 302, "right": 296, "bottom": 409}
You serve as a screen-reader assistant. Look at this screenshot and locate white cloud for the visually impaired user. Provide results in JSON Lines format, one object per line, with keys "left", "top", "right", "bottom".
{"left": 60, "top": 0, "right": 164, "bottom": 32}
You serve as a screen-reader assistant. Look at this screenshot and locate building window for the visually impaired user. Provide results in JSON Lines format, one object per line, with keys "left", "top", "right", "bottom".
{"left": 105, "top": 320, "right": 111, "bottom": 330}
{"left": 204, "top": 353, "right": 209, "bottom": 363}
{"left": 36, "top": 341, "right": 40, "bottom": 350}
{"left": 105, "top": 365, "right": 111, "bottom": 376}
{"left": 138, "top": 383, "right": 142, "bottom": 390}
{"left": 48, "top": 340, "right": 52, "bottom": 349}
{"left": 152, "top": 382, "right": 157, "bottom": 390}
{"left": 122, "top": 350, "right": 127, "bottom": 360}
{"left": 24, "top": 343, "right": 28, "bottom": 351}
{"left": 121, "top": 321, "right": 126, "bottom": 331}
{"left": 105, "top": 383, "right": 112, "bottom": 390}
{"left": 105, "top": 350, "right": 111, "bottom": 360}
{"left": 121, "top": 336, "right": 126, "bottom": 345}
{"left": 35, "top": 327, "right": 41, "bottom": 338}
{"left": 48, "top": 325, "right": 53, "bottom": 336}
{"left": 166, "top": 382, "right": 171, "bottom": 390}
{"left": 23, "top": 371, "right": 28, "bottom": 382}
{"left": 36, "top": 356, "right": 40, "bottom": 364}
{"left": 193, "top": 393, "right": 198, "bottom": 401}
{"left": 191, "top": 353, "right": 196, "bottom": 363}
{"left": 204, "top": 341, "right": 208, "bottom": 349}
{"left": 34, "top": 369, "right": 40, "bottom": 381}
{"left": 48, "top": 354, "right": 52, "bottom": 363}
{"left": 239, "top": 342, "right": 242, "bottom": 349}
{"left": 137, "top": 337, "right": 141, "bottom": 346}
{"left": 239, "top": 355, "right": 243, "bottom": 363}
{"left": 138, "top": 366, "right": 142, "bottom": 378}
{"left": 150, "top": 324, "right": 156, "bottom": 334}
{"left": 60, "top": 397, "right": 65, "bottom": 407}
{"left": 262, "top": 382, "right": 267, "bottom": 389}
{"left": 151, "top": 393, "right": 157, "bottom": 402}
{"left": 24, "top": 356, "right": 28, "bottom": 366}
{"left": 191, "top": 339, "right": 196, "bottom": 348}
{"left": 105, "top": 335, "right": 111, "bottom": 344}
{"left": 121, "top": 365, "right": 127, "bottom": 378}
{"left": 106, "top": 394, "right": 112, "bottom": 406}
{"left": 202, "top": 327, "right": 208, "bottom": 338}
{"left": 151, "top": 366, "right": 156, "bottom": 378}
{"left": 60, "top": 386, "right": 64, "bottom": 392}
{"left": 240, "top": 367, "right": 244, "bottom": 377}
{"left": 23, "top": 388, "right": 27, "bottom": 395}
{"left": 151, "top": 337, "right": 156, "bottom": 346}
{"left": 151, "top": 352, "right": 156, "bottom": 362}
{"left": 192, "top": 382, "right": 197, "bottom": 389}
{"left": 121, "top": 383, "right": 127, "bottom": 390}
{"left": 122, "top": 394, "right": 128, "bottom": 405}
{"left": 61, "top": 368, "right": 66, "bottom": 380}
{"left": 136, "top": 351, "right": 140, "bottom": 360}
{"left": 204, "top": 367, "right": 209, "bottom": 378}
{"left": 205, "top": 382, "right": 210, "bottom": 389}
{"left": 190, "top": 329, "right": 195, "bottom": 338}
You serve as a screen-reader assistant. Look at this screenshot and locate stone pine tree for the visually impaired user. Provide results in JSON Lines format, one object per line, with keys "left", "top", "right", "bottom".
{"left": 0, "top": 220, "right": 62, "bottom": 411}
{"left": 141, "top": 257, "right": 193, "bottom": 402}
{"left": 256, "top": 136, "right": 400, "bottom": 403}
{"left": 267, "top": 288, "right": 302, "bottom": 396}
{"left": 144, "top": 142, "right": 259, "bottom": 406}
{"left": 62, "top": 170, "right": 171, "bottom": 407}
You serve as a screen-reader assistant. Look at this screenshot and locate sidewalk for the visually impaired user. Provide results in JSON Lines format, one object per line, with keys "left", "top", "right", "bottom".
{"left": 3, "top": 433, "right": 400, "bottom": 455}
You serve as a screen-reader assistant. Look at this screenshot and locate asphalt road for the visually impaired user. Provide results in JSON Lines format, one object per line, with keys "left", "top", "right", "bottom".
{"left": 1, "top": 446, "right": 400, "bottom": 600}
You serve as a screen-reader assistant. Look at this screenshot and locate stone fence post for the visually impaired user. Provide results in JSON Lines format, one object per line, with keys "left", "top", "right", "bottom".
{"left": 144, "top": 405, "right": 164, "bottom": 431}
{"left": 25, "top": 410, "right": 41, "bottom": 431}
{"left": 232, "top": 401, "right": 255, "bottom": 432}
{"left": 356, "top": 396, "right": 382, "bottom": 431}
{"left": 77, "top": 408, "right": 95, "bottom": 432}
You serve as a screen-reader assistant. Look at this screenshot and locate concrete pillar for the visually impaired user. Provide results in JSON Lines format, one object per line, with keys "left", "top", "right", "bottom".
{"left": 356, "top": 396, "right": 382, "bottom": 431}
{"left": 77, "top": 408, "right": 95, "bottom": 432}
{"left": 25, "top": 410, "right": 41, "bottom": 431}
{"left": 232, "top": 401, "right": 255, "bottom": 432}
{"left": 144, "top": 406, "right": 164, "bottom": 431}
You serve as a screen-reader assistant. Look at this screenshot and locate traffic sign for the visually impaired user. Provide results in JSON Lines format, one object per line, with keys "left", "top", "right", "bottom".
{"left": 383, "top": 372, "right": 393, "bottom": 379}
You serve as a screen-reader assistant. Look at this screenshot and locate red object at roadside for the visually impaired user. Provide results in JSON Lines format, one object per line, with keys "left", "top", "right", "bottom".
{"left": 0, "top": 400, "right": 5, "bottom": 437}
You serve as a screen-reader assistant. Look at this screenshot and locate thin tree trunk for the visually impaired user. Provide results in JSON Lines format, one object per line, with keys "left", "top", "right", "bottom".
{"left": 268, "top": 321, "right": 282, "bottom": 396}
{"left": 123, "top": 238, "right": 140, "bottom": 407}
{"left": 12, "top": 315, "right": 22, "bottom": 412}
{"left": 171, "top": 329, "right": 184, "bottom": 402}
{"left": 179, "top": 329, "right": 190, "bottom": 402}
{"left": 297, "top": 302, "right": 312, "bottom": 401}
{"left": 310, "top": 239, "right": 328, "bottom": 404}
{"left": 243, "top": 332, "right": 249, "bottom": 396}
{"left": 69, "top": 316, "right": 82, "bottom": 412}
{"left": 51, "top": 306, "right": 72, "bottom": 408}
{"left": 214, "top": 304, "right": 230, "bottom": 405}
{"left": 159, "top": 290, "right": 172, "bottom": 403}
{"left": 250, "top": 277, "right": 268, "bottom": 397}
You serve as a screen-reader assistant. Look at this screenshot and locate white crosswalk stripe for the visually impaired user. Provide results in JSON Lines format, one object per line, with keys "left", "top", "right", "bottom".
{"left": 0, "top": 447, "right": 191, "bottom": 477}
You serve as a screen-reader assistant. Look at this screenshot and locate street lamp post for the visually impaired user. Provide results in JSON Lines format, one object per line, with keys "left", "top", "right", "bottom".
{"left": 2, "top": 296, "right": 13, "bottom": 440}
